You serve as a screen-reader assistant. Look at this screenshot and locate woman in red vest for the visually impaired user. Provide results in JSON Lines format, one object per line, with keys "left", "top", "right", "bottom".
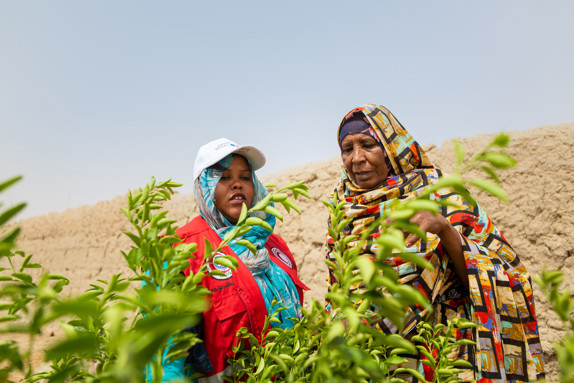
{"left": 156, "top": 137, "right": 308, "bottom": 382}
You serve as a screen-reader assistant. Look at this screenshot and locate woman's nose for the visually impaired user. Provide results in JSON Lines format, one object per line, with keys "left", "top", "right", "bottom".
{"left": 352, "top": 147, "right": 365, "bottom": 163}
{"left": 231, "top": 178, "right": 242, "bottom": 189}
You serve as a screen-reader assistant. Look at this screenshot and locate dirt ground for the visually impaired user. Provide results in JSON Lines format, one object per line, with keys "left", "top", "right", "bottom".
{"left": 3, "top": 123, "right": 573, "bottom": 382}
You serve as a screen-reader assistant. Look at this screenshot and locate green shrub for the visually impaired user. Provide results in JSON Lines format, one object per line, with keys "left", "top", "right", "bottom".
{"left": 534, "top": 268, "right": 574, "bottom": 383}
{"left": 1, "top": 133, "right": 565, "bottom": 382}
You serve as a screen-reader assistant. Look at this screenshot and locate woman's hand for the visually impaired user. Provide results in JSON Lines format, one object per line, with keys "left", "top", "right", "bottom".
{"left": 405, "top": 210, "right": 449, "bottom": 248}
{"left": 405, "top": 210, "right": 469, "bottom": 290}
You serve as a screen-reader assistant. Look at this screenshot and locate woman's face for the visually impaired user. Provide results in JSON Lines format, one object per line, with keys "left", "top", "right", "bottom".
{"left": 340, "top": 132, "right": 389, "bottom": 189}
{"left": 214, "top": 155, "right": 255, "bottom": 225}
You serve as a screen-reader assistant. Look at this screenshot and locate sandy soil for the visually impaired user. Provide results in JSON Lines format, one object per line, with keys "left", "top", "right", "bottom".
{"left": 3, "top": 123, "right": 573, "bottom": 382}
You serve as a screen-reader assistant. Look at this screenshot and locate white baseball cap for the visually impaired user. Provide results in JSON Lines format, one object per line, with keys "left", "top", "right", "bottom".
{"left": 193, "top": 137, "right": 266, "bottom": 181}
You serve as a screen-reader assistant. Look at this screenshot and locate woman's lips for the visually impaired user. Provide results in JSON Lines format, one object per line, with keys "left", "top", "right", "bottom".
{"left": 229, "top": 194, "right": 246, "bottom": 205}
{"left": 353, "top": 171, "right": 371, "bottom": 180}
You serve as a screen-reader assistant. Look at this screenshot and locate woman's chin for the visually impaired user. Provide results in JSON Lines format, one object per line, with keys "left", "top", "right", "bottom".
{"left": 354, "top": 179, "right": 376, "bottom": 189}
{"left": 353, "top": 174, "right": 387, "bottom": 189}
{"left": 227, "top": 207, "right": 247, "bottom": 224}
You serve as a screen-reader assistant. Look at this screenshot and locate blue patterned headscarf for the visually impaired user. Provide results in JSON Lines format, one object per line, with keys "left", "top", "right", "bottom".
{"left": 194, "top": 154, "right": 273, "bottom": 257}
{"left": 193, "top": 154, "right": 302, "bottom": 326}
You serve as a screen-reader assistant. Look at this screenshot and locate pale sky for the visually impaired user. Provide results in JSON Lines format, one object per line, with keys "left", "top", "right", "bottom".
{"left": 2, "top": 1, "right": 573, "bottom": 220}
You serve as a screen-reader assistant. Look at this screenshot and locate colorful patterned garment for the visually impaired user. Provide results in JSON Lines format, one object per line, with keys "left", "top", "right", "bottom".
{"left": 325, "top": 104, "right": 545, "bottom": 382}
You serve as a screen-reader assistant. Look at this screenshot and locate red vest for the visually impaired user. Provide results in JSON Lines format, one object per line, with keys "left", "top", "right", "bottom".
{"left": 176, "top": 217, "right": 308, "bottom": 379}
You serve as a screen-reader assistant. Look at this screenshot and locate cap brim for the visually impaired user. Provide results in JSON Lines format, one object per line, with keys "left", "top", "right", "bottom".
{"left": 232, "top": 145, "right": 266, "bottom": 171}
{"left": 193, "top": 138, "right": 267, "bottom": 182}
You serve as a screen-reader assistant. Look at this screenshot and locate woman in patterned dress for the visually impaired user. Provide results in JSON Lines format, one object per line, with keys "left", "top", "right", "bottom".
{"left": 325, "top": 104, "right": 545, "bottom": 382}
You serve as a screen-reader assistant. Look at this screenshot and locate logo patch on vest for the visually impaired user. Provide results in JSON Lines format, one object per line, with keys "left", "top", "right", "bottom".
{"left": 270, "top": 247, "right": 292, "bottom": 269}
{"left": 208, "top": 252, "right": 233, "bottom": 280}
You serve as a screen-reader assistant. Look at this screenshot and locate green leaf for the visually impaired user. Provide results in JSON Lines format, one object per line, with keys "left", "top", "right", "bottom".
{"left": 293, "top": 187, "right": 311, "bottom": 200}
{"left": 0, "top": 203, "right": 26, "bottom": 226}
{"left": 393, "top": 367, "right": 426, "bottom": 382}
{"left": 0, "top": 314, "right": 20, "bottom": 323}
{"left": 379, "top": 334, "right": 417, "bottom": 354}
{"left": 251, "top": 194, "right": 272, "bottom": 211}
{"left": 0, "top": 176, "right": 23, "bottom": 193}
{"left": 396, "top": 252, "right": 434, "bottom": 270}
{"left": 280, "top": 198, "right": 301, "bottom": 214}
{"left": 268, "top": 353, "right": 288, "bottom": 372}
{"left": 53, "top": 299, "right": 100, "bottom": 321}
{"left": 325, "top": 321, "right": 345, "bottom": 344}
{"left": 245, "top": 217, "right": 273, "bottom": 232}
{"left": 23, "top": 263, "right": 41, "bottom": 269}
{"left": 428, "top": 174, "right": 465, "bottom": 191}
{"left": 207, "top": 269, "right": 228, "bottom": 278}
{"left": 123, "top": 231, "right": 141, "bottom": 246}
{"left": 46, "top": 273, "right": 69, "bottom": 281}
{"left": 436, "top": 368, "right": 455, "bottom": 377}
{"left": 418, "top": 346, "right": 436, "bottom": 365}
{"left": 234, "top": 239, "right": 257, "bottom": 254}
{"left": 21, "top": 253, "right": 33, "bottom": 268}
{"left": 454, "top": 320, "right": 478, "bottom": 330}
{"left": 213, "top": 255, "right": 237, "bottom": 270}
{"left": 254, "top": 355, "right": 266, "bottom": 375}
{"left": 11, "top": 272, "right": 32, "bottom": 284}
{"left": 203, "top": 238, "right": 213, "bottom": 258}
{"left": 469, "top": 179, "right": 509, "bottom": 202}
{"left": 237, "top": 203, "right": 248, "bottom": 225}
{"left": 452, "top": 359, "right": 474, "bottom": 368}
{"left": 270, "top": 192, "right": 288, "bottom": 202}
{"left": 453, "top": 139, "right": 465, "bottom": 165}
{"left": 393, "top": 285, "right": 430, "bottom": 308}
{"left": 480, "top": 165, "right": 501, "bottom": 183}
{"left": 491, "top": 133, "right": 510, "bottom": 147}
{"left": 336, "top": 217, "right": 354, "bottom": 235}
{"left": 355, "top": 257, "right": 376, "bottom": 284}
{"left": 403, "top": 199, "right": 439, "bottom": 213}
{"left": 543, "top": 270, "right": 564, "bottom": 285}
{"left": 455, "top": 339, "right": 476, "bottom": 346}
{"left": 1, "top": 227, "right": 21, "bottom": 245}
{"left": 263, "top": 205, "right": 284, "bottom": 221}
{"left": 481, "top": 152, "right": 516, "bottom": 169}
{"left": 376, "top": 234, "right": 405, "bottom": 253}
{"left": 390, "top": 221, "right": 426, "bottom": 241}
{"left": 1, "top": 323, "right": 28, "bottom": 332}
{"left": 452, "top": 185, "right": 477, "bottom": 206}
{"left": 45, "top": 332, "right": 99, "bottom": 360}
{"left": 387, "top": 209, "right": 415, "bottom": 221}
{"left": 284, "top": 180, "right": 305, "bottom": 189}
{"left": 235, "top": 225, "right": 252, "bottom": 237}
{"left": 385, "top": 355, "right": 409, "bottom": 365}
